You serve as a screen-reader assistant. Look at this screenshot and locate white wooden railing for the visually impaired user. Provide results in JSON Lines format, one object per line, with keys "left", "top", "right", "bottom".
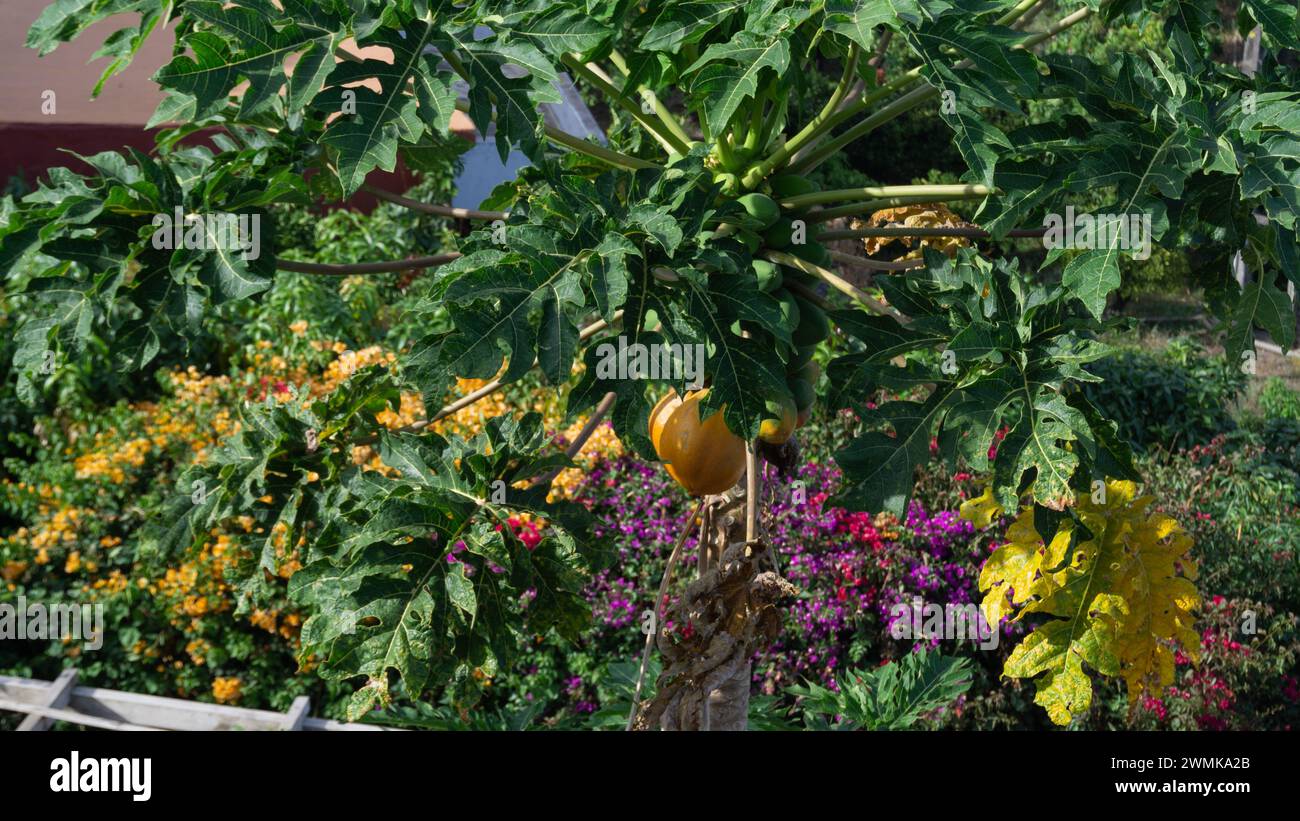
{"left": 0, "top": 670, "right": 390, "bottom": 731}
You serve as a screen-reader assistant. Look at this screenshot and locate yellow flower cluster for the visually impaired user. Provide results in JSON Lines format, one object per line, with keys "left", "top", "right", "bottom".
{"left": 186, "top": 638, "right": 211, "bottom": 666}
{"left": 74, "top": 366, "right": 241, "bottom": 480}
{"left": 2, "top": 561, "right": 28, "bottom": 584}
{"left": 211, "top": 677, "right": 242, "bottom": 704}
{"left": 26, "top": 506, "right": 89, "bottom": 551}
{"left": 549, "top": 417, "right": 625, "bottom": 501}
{"left": 4, "top": 333, "right": 629, "bottom": 703}
{"left": 1, "top": 503, "right": 98, "bottom": 578}
{"left": 872, "top": 512, "right": 900, "bottom": 541}
{"left": 154, "top": 531, "right": 235, "bottom": 622}
{"left": 91, "top": 570, "right": 129, "bottom": 595}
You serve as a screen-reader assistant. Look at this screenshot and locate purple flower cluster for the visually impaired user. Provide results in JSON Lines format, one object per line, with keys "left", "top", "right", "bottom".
{"left": 579, "top": 456, "right": 703, "bottom": 637}
{"left": 570, "top": 454, "right": 1004, "bottom": 700}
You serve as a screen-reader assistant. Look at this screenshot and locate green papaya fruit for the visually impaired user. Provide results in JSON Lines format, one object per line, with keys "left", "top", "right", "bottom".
{"left": 736, "top": 228, "right": 761, "bottom": 255}
{"left": 770, "top": 173, "right": 819, "bottom": 199}
{"left": 752, "top": 259, "right": 783, "bottom": 293}
{"left": 736, "top": 192, "right": 780, "bottom": 230}
{"left": 776, "top": 288, "right": 801, "bottom": 331}
{"left": 790, "top": 240, "right": 831, "bottom": 267}
{"left": 788, "top": 377, "right": 816, "bottom": 412}
{"left": 790, "top": 294, "right": 830, "bottom": 346}
{"left": 787, "top": 343, "right": 817, "bottom": 371}
{"left": 781, "top": 267, "right": 820, "bottom": 288}
{"left": 764, "top": 217, "right": 794, "bottom": 249}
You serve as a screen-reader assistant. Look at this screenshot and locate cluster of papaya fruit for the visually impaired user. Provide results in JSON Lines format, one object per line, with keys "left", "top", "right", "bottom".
{"left": 732, "top": 177, "right": 829, "bottom": 447}
{"left": 729, "top": 176, "right": 831, "bottom": 267}
{"left": 646, "top": 175, "right": 832, "bottom": 496}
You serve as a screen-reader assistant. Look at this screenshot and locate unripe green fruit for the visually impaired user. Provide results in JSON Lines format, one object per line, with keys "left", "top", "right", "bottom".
{"left": 737, "top": 192, "right": 781, "bottom": 230}
{"left": 787, "top": 343, "right": 817, "bottom": 371}
{"left": 770, "top": 174, "right": 819, "bottom": 199}
{"left": 790, "top": 294, "right": 830, "bottom": 346}
{"left": 790, "top": 240, "right": 831, "bottom": 267}
{"left": 788, "top": 377, "right": 816, "bottom": 412}
{"left": 776, "top": 289, "right": 801, "bottom": 331}
{"left": 752, "top": 259, "right": 783, "bottom": 293}
{"left": 764, "top": 217, "right": 794, "bottom": 249}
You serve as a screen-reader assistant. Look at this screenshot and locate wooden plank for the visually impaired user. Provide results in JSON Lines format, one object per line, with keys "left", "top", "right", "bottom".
{"left": 0, "top": 674, "right": 393, "bottom": 731}
{"left": 283, "top": 696, "right": 311, "bottom": 731}
{"left": 71, "top": 686, "right": 300, "bottom": 731}
{"left": 0, "top": 697, "right": 159, "bottom": 731}
{"left": 17, "top": 668, "right": 77, "bottom": 732}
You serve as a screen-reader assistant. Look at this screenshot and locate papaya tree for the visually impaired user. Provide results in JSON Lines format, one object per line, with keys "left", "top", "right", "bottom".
{"left": 2, "top": 0, "right": 1297, "bottom": 729}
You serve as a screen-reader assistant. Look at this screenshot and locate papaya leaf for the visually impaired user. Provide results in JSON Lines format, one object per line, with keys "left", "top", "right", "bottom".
{"left": 977, "top": 481, "right": 1199, "bottom": 726}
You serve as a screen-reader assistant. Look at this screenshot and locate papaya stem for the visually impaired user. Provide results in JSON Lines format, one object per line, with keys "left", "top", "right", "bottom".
{"left": 448, "top": 77, "right": 662, "bottom": 171}
{"left": 786, "top": 0, "right": 1108, "bottom": 175}
{"left": 744, "top": 443, "right": 759, "bottom": 543}
{"left": 608, "top": 49, "right": 696, "bottom": 149}
{"left": 763, "top": 250, "right": 907, "bottom": 323}
{"left": 787, "top": 82, "right": 936, "bottom": 175}
{"left": 742, "top": 44, "right": 860, "bottom": 189}
{"left": 817, "top": 225, "right": 1046, "bottom": 241}
{"left": 561, "top": 54, "right": 690, "bottom": 155}
{"left": 781, "top": 183, "right": 992, "bottom": 211}
{"left": 544, "top": 123, "right": 663, "bottom": 170}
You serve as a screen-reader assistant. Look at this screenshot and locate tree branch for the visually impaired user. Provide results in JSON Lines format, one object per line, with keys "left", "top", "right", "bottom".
{"left": 806, "top": 192, "right": 989, "bottom": 223}
{"left": 527, "top": 391, "right": 617, "bottom": 488}
{"left": 351, "top": 311, "right": 623, "bottom": 446}
{"left": 276, "top": 253, "right": 461, "bottom": 275}
{"left": 828, "top": 249, "right": 925, "bottom": 272}
{"left": 362, "top": 184, "right": 507, "bottom": 221}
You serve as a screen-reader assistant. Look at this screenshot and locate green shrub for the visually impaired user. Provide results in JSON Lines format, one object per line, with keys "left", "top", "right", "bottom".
{"left": 1259, "top": 377, "right": 1300, "bottom": 422}
{"left": 1082, "top": 338, "right": 1246, "bottom": 452}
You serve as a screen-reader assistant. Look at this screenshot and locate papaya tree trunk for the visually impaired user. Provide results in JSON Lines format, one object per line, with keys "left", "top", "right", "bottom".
{"left": 633, "top": 482, "right": 796, "bottom": 731}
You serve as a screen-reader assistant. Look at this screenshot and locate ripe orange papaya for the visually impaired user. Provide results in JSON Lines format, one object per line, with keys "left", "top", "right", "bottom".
{"left": 649, "top": 389, "right": 747, "bottom": 496}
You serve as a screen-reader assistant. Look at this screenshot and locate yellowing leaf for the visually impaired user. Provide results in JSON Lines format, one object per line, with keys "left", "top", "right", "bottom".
{"left": 958, "top": 485, "right": 1003, "bottom": 528}
{"left": 981, "top": 479, "right": 1199, "bottom": 725}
